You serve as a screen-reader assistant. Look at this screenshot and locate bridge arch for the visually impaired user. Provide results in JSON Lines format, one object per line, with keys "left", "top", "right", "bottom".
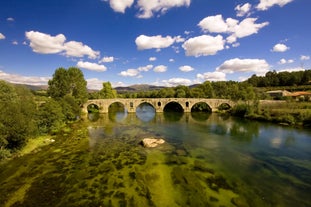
{"left": 190, "top": 102, "right": 212, "bottom": 112}
{"left": 163, "top": 101, "right": 184, "bottom": 112}
{"left": 87, "top": 103, "right": 100, "bottom": 113}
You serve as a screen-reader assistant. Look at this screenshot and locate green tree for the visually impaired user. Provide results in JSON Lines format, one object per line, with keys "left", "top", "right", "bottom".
{"left": 99, "top": 82, "right": 117, "bottom": 98}
{"left": 37, "top": 99, "right": 65, "bottom": 134}
{"left": 0, "top": 81, "right": 37, "bottom": 150}
{"left": 47, "top": 67, "right": 70, "bottom": 99}
{"left": 47, "top": 67, "right": 88, "bottom": 104}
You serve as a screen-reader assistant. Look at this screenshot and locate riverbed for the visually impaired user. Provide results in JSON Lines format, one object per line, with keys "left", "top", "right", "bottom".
{"left": 0, "top": 109, "right": 310, "bottom": 207}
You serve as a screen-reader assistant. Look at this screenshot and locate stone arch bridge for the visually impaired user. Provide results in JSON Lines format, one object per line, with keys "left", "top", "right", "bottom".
{"left": 82, "top": 98, "right": 235, "bottom": 113}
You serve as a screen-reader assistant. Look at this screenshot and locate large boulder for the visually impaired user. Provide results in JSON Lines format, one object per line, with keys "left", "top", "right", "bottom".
{"left": 141, "top": 138, "right": 165, "bottom": 148}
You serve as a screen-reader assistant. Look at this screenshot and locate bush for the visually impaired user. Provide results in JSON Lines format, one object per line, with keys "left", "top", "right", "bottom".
{"left": 231, "top": 104, "right": 250, "bottom": 117}
{"left": 0, "top": 148, "right": 11, "bottom": 160}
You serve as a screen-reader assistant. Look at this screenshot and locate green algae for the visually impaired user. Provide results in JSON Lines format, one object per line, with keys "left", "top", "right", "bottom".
{"left": 0, "top": 113, "right": 310, "bottom": 207}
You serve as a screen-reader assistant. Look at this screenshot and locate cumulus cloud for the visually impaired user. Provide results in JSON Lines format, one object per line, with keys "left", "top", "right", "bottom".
{"left": 77, "top": 61, "right": 107, "bottom": 72}
{"left": 154, "top": 65, "right": 167, "bottom": 72}
{"left": 196, "top": 71, "right": 226, "bottom": 82}
{"left": 198, "top": 15, "right": 230, "bottom": 33}
{"left": 256, "top": 0, "right": 293, "bottom": 11}
{"left": 25, "top": 31, "right": 65, "bottom": 54}
{"left": 278, "top": 67, "right": 304, "bottom": 73}
{"left": 25, "top": 31, "right": 100, "bottom": 59}
{"left": 108, "top": 0, "right": 134, "bottom": 13}
{"left": 198, "top": 15, "right": 269, "bottom": 44}
{"left": 182, "top": 35, "right": 225, "bottom": 57}
{"left": 179, "top": 65, "right": 194, "bottom": 72}
{"left": 0, "top": 70, "right": 50, "bottom": 85}
{"left": 135, "top": 35, "right": 176, "bottom": 50}
{"left": 7, "top": 17, "right": 15, "bottom": 21}
{"left": 138, "top": 64, "right": 153, "bottom": 72}
{"left": 162, "top": 78, "right": 192, "bottom": 86}
{"left": 278, "top": 58, "right": 294, "bottom": 64}
{"left": 86, "top": 78, "right": 105, "bottom": 90}
{"left": 136, "top": 0, "right": 191, "bottom": 19}
{"left": 64, "top": 41, "right": 100, "bottom": 59}
{"left": 272, "top": 43, "right": 289, "bottom": 52}
{"left": 216, "top": 58, "right": 270, "bottom": 75}
{"left": 149, "top": 57, "right": 157, "bottom": 61}
{"left": 0, "top": 33, "right": 6, "bottom": 40}
{"left": 169, "top": 58, "right": 175, "bottom": 62}
{"left": 300, "top": 55, "right": 310, "bottom": 60}
{"left": 118, "top": 64, "right": 153, "bottom": 78}
{"left": 227, "top": 18, "right": 269, "bottom": 43}
{"left": 235, "top": 3, "right": 252, "bottom": 17}
{"left": 100, "top": 56, "right": 114, "bottom": 63}
{"left": 118, "top": 69, "right": 141, "bottom": 77}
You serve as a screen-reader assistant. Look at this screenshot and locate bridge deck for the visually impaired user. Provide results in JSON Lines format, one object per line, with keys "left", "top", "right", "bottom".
{"left": 82, "top": 98, "right": 235, "bottom": 113}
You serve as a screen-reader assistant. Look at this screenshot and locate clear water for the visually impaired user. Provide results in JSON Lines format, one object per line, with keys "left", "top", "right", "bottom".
{"left": 0, "top": 105, "right": 310, "bottom": 207}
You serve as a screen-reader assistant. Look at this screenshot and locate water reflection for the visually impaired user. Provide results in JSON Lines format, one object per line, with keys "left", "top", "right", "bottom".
{"left": 136, "top": 103, "right": 156, "bottom": 122}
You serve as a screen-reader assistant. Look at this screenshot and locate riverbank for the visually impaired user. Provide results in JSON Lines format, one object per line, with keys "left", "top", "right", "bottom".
{"left": 229, "top": 100, "right": 311, "bottom": 127}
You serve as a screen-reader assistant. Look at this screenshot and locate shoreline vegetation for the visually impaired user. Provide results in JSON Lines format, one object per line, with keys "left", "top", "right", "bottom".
{"left": 1, "top": 68, "right": 311, "bottom": 161}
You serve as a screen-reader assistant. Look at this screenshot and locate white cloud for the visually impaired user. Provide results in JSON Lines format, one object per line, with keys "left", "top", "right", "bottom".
{"left": 100, "top": 56, "right": 114, "bottom": 63}
{"left": 278, "top": 58, "right": 294, "bottom": 64}
{"left": 25, "top": 31, "right": 65, "bottom": 54}
{"left": 108, "top": 0, "right": 134, "bottom": 13}
{"left": 136, "top": 0, "right": 191, "bottom": 19}
{"left": 256, "top": 0, "right": 293, "bottom": 11}
{"left": 196, "top": 71, "right": 226, "bottom": 82}
{"left": 162, "top": 78, "right": 192, "bottom": 86}
{"left": 272, "top": 43, "right": 289, "bottom": 52}
{"left": 179, "top": 65, "right": 194, "bottom": 72}
{"left": 198, "top": 14, "right": 230, "bottom": 33}
{"left": 118, "top": 64, "right": 153, "bottom": 77}
{"left": 174, "top": 35, "right": 185, "bottom": 43}
{"left": 149, "top": 57, "right": 157, "bottom": 61}
{"left": 138, "top": 64, "right": 153, "bottom": 71}
{"left": 169, "top": 58, "right": 175, "bottom": 62}
{"left": 64, "top": 41, "right": 100, "bottom": 59}
{"left": 154, "top": 65, "right": 167, "bottom": 72}
{"left": 182, "top": 35, "right": 225, "bottom": 57}
{"left": 135, "top": 35, "right": 175, "bottom": 50}
{"left": 12, "top": 41, "right": 18, "bottom": 45}
{"left": 77, "top": 61, "right": 107, "bottom": 72}
{"left": 118, "top": 69, "right": 140, "bottom": 77}
{"left": 86, "top": 78, "right": 104, "bottom": 90}
{"left": 235, "top": 3, "right": 252, "bottom": 17}
{"left": 0, "top": 70, "right": 50, "bottom": 85}
{"left": 198, "top": 15, "right": 269, "bottom": 44}
{"left": 300, "top": 55, "right": 310, "bottom": 61}
{"left": 278, "top": 67, "right": 305, "bottom": 73}
{"left": 0, "top": 33, "right": 5, "bottom": 40}
{"left": 227, "top": 18, "right": 269, "bottom": 43}
{"left": 7, "top": 17, "right": 14, "bottom": 21}
{"left": 25, "top": 31, "right": 100, "bottom": 59}
{"left": 216, "top": 58, "right": 270, "bottom": 75}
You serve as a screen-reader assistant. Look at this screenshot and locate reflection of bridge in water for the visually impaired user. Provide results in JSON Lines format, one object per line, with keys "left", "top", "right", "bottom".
{"left": 82, "top": 98, "right": 236, "bottom": 113}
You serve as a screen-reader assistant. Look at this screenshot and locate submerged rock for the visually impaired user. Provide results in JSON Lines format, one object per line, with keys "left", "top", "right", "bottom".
{"left": 141, "top": 138, "right": 165, "bottom": 148}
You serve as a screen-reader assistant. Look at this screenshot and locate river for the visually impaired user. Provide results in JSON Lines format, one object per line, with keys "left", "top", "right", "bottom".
{"left": 0, "top": 104, "right": 310, "bottom": 207}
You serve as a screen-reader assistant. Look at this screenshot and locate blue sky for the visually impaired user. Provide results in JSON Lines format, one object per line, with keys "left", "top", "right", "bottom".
{"left": 0, "top": 0, "right": 310, "bottom": 89}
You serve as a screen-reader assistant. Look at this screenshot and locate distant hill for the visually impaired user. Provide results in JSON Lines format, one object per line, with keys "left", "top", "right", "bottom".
{"left": 14, "top": 84, "right": 48, "bottom": 91}
{"left": 115, "top": 84, "right": 166, "bottom": 93}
